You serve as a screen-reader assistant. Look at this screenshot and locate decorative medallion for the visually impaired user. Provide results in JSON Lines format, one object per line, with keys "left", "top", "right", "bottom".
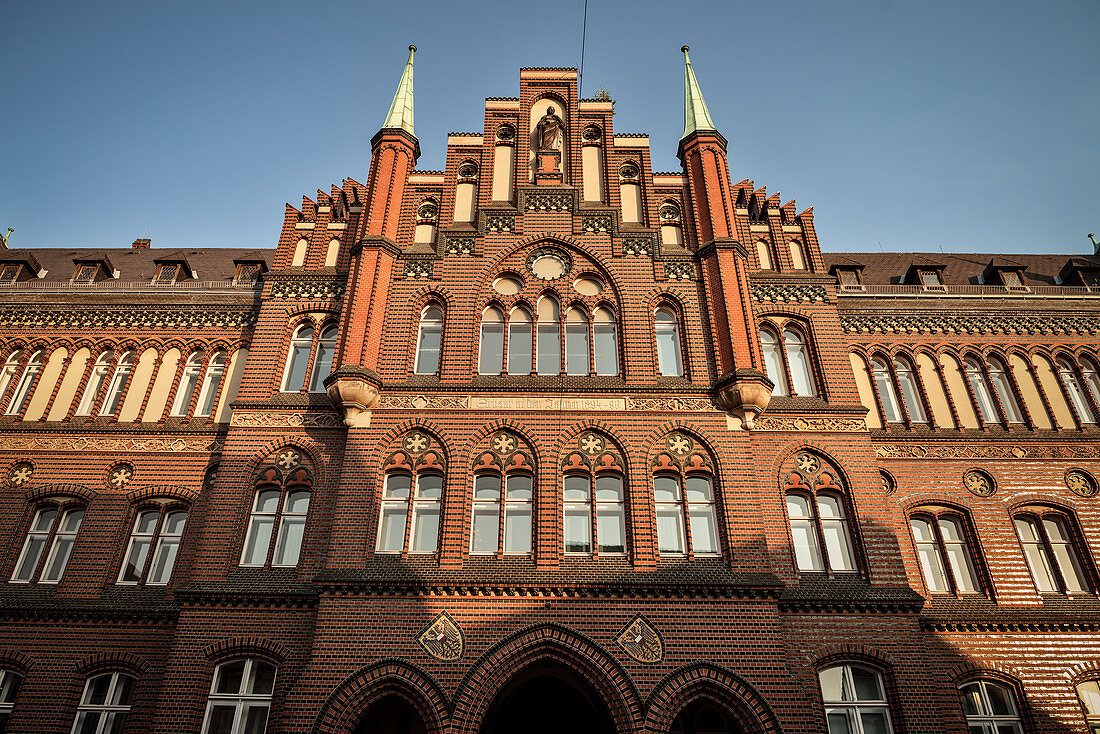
{"left": 1065, "top": 469, "right": 1098, "bottom": 498}
{"left": 962, "top": 469, "right": 996, "bottom": 497}
{"left": 489, "top": 432, "right": 516, "bottom": 455}
{"left": 527, "top": 247, "right": 572, "bottom": 281}
{"left": 796, "top": 453, "right": 820, "bottom": 473}
{"left": 665, "top": 433, "right": 693, "bottom": 457}
{"left": 618, "top": 161, "right": 640, "bottom": 180}
{"left": 203, "top": 464, "right": 220, "bottom": 489}
{"left": 417, "top": 612, "right": 465, "bottom": 662}
{"left": 457, "top": 161, "right": 479, "bottom": 179}
{"left": 403, "top": 432, "right": 431, "bottom": 455}
{"left": 880, "top": 469, "right": 896, "bottom": 496}
{"left": 275, "top": 448, "right": 303, "bottom": 470}
{"left": 582, "top": 124, "right": 601, "bottom": 142}
{"left": 417, "top": 202, "right": 438, "bottom": 221}
{"left": 615, "top": 614, "right": 664, "bottom": 665}
{"left": 779, "top": 451, "right": 845, "bottom": 495}
{"left": 496, "top": 124, "right": 516, "bottom": 142}
{"left": 658, "top": 202, "right": 681, "bottom": 222}
{"left": 108, "top": 462, "right": 135, "bottom": 489}
{"left": 7, "top": 461, "right": 34, "bottom": 487}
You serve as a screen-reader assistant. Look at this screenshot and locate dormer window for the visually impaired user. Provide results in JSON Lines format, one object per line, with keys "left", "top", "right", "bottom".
{"left": 837, "top": 269, "right": 862, "bottom": 290}
{"left": 919, "top": 270, "right": 942, "bottom": 288}
{"left": 1000, "top": 270, "right": 1023, "bottom": 287}
{"left": 154, "top": 264, "right": 180, "bottom": 284}
{"left": 73, "top": 264, "right": 99, "bottom": 283}
{"left": 0, "top": 265, "right": 21, "bottom": 284}
{"left": 235, "top": 264, "right": 261, "bottom": 285}
{"left": 1083, "top": 271, "right": 1100, "bottom": 289}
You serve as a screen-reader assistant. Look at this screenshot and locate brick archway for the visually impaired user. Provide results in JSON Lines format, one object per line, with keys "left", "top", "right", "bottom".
{"left": 310, "top": 659, "right": 450, "bottom": 734}
{"left": 644, "top": 664, "right": 781, "bottom": 734}
{"left": 451, "top": 623, "right": 643, "bottom": 734}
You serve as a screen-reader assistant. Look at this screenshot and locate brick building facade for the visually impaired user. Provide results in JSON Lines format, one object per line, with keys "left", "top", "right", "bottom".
{"left": 0, "top": 47, "right": 1098, "bottom": 733}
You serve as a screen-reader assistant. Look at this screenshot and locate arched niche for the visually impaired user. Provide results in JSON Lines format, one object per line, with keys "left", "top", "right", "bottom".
{"left": 528, "top": 96, "right": 568, "bottom": 185}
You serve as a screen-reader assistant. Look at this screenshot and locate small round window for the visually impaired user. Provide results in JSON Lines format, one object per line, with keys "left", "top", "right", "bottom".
{"left": 492, "top": 276, "right": 522, "bottom": 295}
{"left": 531, "top": 254, "right": 567, "bottom": 281}
{"left": 572, "top": 277, "right": 603, "bottom": 296}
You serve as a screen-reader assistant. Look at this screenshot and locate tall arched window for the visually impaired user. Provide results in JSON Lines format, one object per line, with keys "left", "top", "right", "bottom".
{"left": 414, "top": 307, "right": 444, "bottom": 375}
{"left": 1014, "top": 510, "right": 1090, "bottom": 593}
{"left": 72, "top": 672, "right": 136, "bottom": 734}
{"left": 478, "top": 307, "right": 505, "bottom": 375}
{"left": 654, "top": 306, "right": 684, "bottom": 377}
{"left": 653, "top": 473, "right": 719, "bottom": 556}
{"left": 291, "top": 237, "right": 308, "bottom": 266}
{"left": 0, "top": 669, "right": 22, "bottom": 728}
{"left": 788, "top": 239, "right": 807, "bottom": 270}
{"left": 563, "top": 472, "right": 626, "bottom": 556}
{"left": 376, "top": 471, "right": 442, "bottom": 554}
{"left": 172, "top": 353, "right": 205, "bottom": 416}
{"left": 755, "top": 240, "right": 773, "bottom": 270}
{"left": 197, "top": 352, "right": 227, "bottom": 416}
{"left": 507, "top": 307, "right": 532, "bottom": 375}
{"left": 964, "top": 357, "right": 1000, "bottom": 424}
{"left": 871, "top": 356, "right": 902, "bottom": 422}
{"left": 100, "top": 351, "right": 134, "bottom": 416}
{"left": 761, "top": 326, "right": 817, "bottom": 397}
{"left": 76, "top": 351, "right": 112, "bottom": 415}
{"left": 592, "top": 307, "right": 618, "bottom": 376}
{"left": 5, "top": 350, "right": 42, "bottom": 416}
{"left": 564, "top": 307, "right": 589, "bottom": 376}
{"left": 785, "top": 490, "right": 856, "bottom": 573}
{"left": 761, "top": 328, "right": 785, "bottom": 396}
{"left": 892, "top": 356, "right": 927, "bottom": 423}
{"left": 471, "top": 472, "right": 533, "bottom": 555}
{"left": 1057, "top": 357, "right": 1097, "bottom": 424}
{"left": 307, "top": 325, "right": 337, "bottom": 392}
{"left": 959, "top": 681, "right": 1023, "bottom": 733}
{"left": 1080, "top": 356, "right": 1100, "bottom": 407}
{"left": 987, "top": 355, "right": 1023, "bottom": 423}
{"left": 201, "top": 658, "right": 276, "bottom": 734}
{"left": 909, "top": 511, "right": 981, "bottom": 594}
{"left": 1075, "top": 679, "right": 1100, "bottom": 733}
{"left": 536, "top": 296, "right": 561, "bottom": 375}
{"left": 240, "top": 466, "right": 312, "bottom": 567}
{"left": 819, "top": 665, "right": 894, "bottom": 734}
{"left": 0, "top": 353, "right": 20, "bottom": 401}
{"left": 281, "top": 325, "right": 314, "bottom": 391}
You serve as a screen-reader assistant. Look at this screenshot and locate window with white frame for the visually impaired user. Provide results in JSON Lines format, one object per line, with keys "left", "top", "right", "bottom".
{"left": 307, "top": 325, "right": 337, "bottom": 393}
{"left": 196, "top": 352, "right": 227, "bottom": 417}
{"left": 870, "top": 356, "right": 902, "bottom": 423}
{"left": 0, "top": 354, "right": 20, "bottom": 401}
{"left": 785, "top": 492, "right": 856, "bottom": 573}
{"left": 958, "top": 680, "right": 1024, "bottom": 733}
{"left": 507, "top": 307, "right": 533, "bottom": 375}
{"left": 12, "top": 505, "right": 84, "bottom": 583}
{"left": 118, "top": 507, "right": 187, "bottom": 585}
{"left": 414, "top": 307, "right": 444, "bottom": 375}
{"left": 470, "top": 473, "right": 533, "bottom": 555}
{"left": 592, "top": 307, "right": 618, "bottom": 376}
{"left": 99, "top": 351, "right": 134, "bottom": 417}
{"left": 654, "top": 306, "right": 684, "bottom": 377}
{"left": 5, "top": 350, "right": 43, "bottom": 416}
{"left": 240, "top": 473, "right": 311, "bottom": 567}
{"left": 892, "top": 356, "right": 927, "bottom": 423}
{"left": 653, "top": 474, "right": 719, "bottom": 556}
{"left": 281, "top": 325, "right": 314, "bottom": 391}
{"left": 376, "top": 472, "right": 441, "bottom": 554}
{"left": 1013, "top": 511, "right": 1090, "bottom": 593}
{"left": 479, "top": 306, "right": 505, "bottom": 375}
{"left": 172, "top": 353, "right": 205, "bottom": 416}
{"left": 1058, "top": 357, "right": 1097, "bottom": 424}
{"left": 564, "top": 307, "right": 589, "bottom": 375}
{"left": 0, "top": 669, "right": 22, "bottom": 729}
{"left": 563, "top": 473, "right": 627, "bottom": 556}
{"left": 536, "top": 296, "right": 561, "bottom": 375}
{"left": 1075, "top": 679, "right": 1100, "bottom": 733}
{"left": 909, "top": 512, "right": 981, "bottom": 594}
{"left": 760, "top": 326, "right": 816, "bottom": 397}
{"left": 987, "top": 356, "right": 1023, "bottom": 423}
{"left": 71, "top": 672, "right": 135, "bottom": 734}
{"left": 76, "top": 351, "right": 113, "bottom": 416}
{"left": 201, "top": 658, "right": 276, "bottom": 734}
{"left": 819, "top": 664, "right": 894, "bottom": 734}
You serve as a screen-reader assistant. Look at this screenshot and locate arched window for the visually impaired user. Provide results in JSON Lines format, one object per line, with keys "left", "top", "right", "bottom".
{"left": 5, "top": 350, "right": 42, "bottom": 416}
{"left": 986, "top": 355, "right": 1023, "bottom": 423}
{"left": 172, "top": 353, "right": 205, "bottom": 416}
{"left": 892, "top": 356, "right": 927, "bottom": 423}
{"left": 478, "top": 307, "right": 505, "bottom": 375}
{"left": 0, "top": 353, "right": 20, "bottom": 401}
{"left": 99, "top": 351, "right": 134, "bottom": 416}
{"left": 760, "top": 326, "right": 817, "bottom": 397}
{"left": 507, "top": 307, "right": 532, "bottom": 375}
{"left": 536, "top": 296, "right": 561, "bottom": 375}
{"left": 240, "top": 467, "right": 312, "bottom": 567}
{"left": 959, "top": 681, "right": 1023, "bottom": 733}
{"left": 1081, "top": 356, "right": 1100, "bottom": 407}
{"left": 291, "top": 237, "right": 308, "bottom": 266}
{"left": 755, "top": 240, "right": 773, "bottom": 270}
{"left": 592, "top": 307, "right": 618, "bottom": 376}
{"left": 0, "top": 669, "right": 22, "bottom": 728}
{"left": 654, "top": 306, "right": 684, "bottom": 377}
{"left": 1075, "top": 679, "right": 1100, "bottom": 733}
{"left": 789, "top": 239, "right": 807, "bottom": 270}
{"left": 414, "top": 307, "right": 444, "bottom": 375}
{"left": 72, "top": 672, "right": 135, "bottom": 734}
{"left": 11, "top": 505, "right": 84, "bottom": 583}
{"left": 785, "top": 491, "right": 856, "bottom": 573}
{"left": 471, "top": 472, "right": 533, "bottom": 555}
{"left": 376, "top": 472, "right": 442, "bottom": 554}
{"left": 1058, "top": 357, "right": 1097, "bottom": 424}
{"left": 564, "top": 307, "right": 589, "bottom": 375}
{"left": 819, "top": 664, "right": 893, "bottom": 734}
{"left": 281, "top": 324, "right": 314, "bottom": 391}
{"left": 324, "top": 238, "right": 340, "bottom": 267}
{"left": 761, "top": 328, "right": 785, "bottom": 396}
{"left": 307, "top": 325, "right": 337, "bottom": 393}
{"left": 76, "top": 351, "right": 111, "bottom": 416}
{"left": 196, "top": 352, "right": 227, "bottom": 417}
{"left": 653, "top": 473, "right": 719, "bottom": 556}
{"left": 563, "top": 472, "right": 626, "bottom": 556}
{"left": 871, "top": 356, "right": 902, "bottom": 422}
{"left": 671, "top": 700, "right": 736, "bottom": 734}
{"left": 119, "top": 507, "right": 188, "bottom": 585}
{"left": 964, "top": 357, "right": 1000, "bottom": 424}
{"left": 909, "top": 511, "right": 981, "bottom": 594}
{"left": 201, "top": 658, "right": 276, "bottom": 734}
{"left": 1013, "top": 510, "right": 1090, "bottom": 593}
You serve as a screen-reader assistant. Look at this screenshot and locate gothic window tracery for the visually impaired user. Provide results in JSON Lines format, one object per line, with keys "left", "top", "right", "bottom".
{"left": 561, "top": 432, "right": 627, "bottom": 556}
{"left": 651, "top": 433, "right": 719, "bottom": 556}
{"left": 377, "top": 434, "right": 445, "bottom": 554}
{"left": 782, "top": 452, "right": 857, "bottom": 573}
{"left": 471, "top": 433, "right": 534, "bottom": 555}
{"left": 240, "top": 450, "right": 313, "bottom": 568}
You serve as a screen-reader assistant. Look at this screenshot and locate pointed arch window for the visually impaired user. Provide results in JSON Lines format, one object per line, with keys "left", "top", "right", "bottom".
{"left": 99, "top": 351, "right": 134, "bottom": 417}
{"left": 196, "top": 352, "right": 227, "bottom": 417}
{"left": 655, "top": 306, "right": 684, "bottom": 377}
{"left": 6, "top": 350, "right": 43, "bottom": 416}
{"left": 870, "top": 356, "right": 902, "bottom": 422}
{"left": 964, "top": 357, "right": 1000, "bottom": 423}
{"left": 414, "top": 307, "right": 444, "bottom": 375}
{"left": 909, "top": 511, "right": 981, "bottom": 594}
{"left": 1081, "top": 356, "right": 1100, "bottom": 407}
{"left": 471, "top": 471, "right": 533, "bottom": 555}
{"left": 536, "top": 296, "right": 561, "bottom": 375}
{"left": 986, "top": 355, "right": 1023, "bottom": 423}
{"left": 1057, "top": 357, "right": 1097, "bottom": 424}
{"left": 281, "top": 325, "right": 314, "bottom": 391}
{"left": 1013, "top": 510, "right": 1090, "bottom": 593}
{"left": 307, "top": 324, "right": 338, "bottom": 392}
{"left": 507, "top": 307, "right": 533, "bottom": 375}
{"left": 478, "top": 306, "right": 505, "bottom": 375}
{"left": 77, "top": 351, "right": 113, "bottom": 415}
{"left": 892, "top": 356, "right": 927, "bottom": 423}
{"left": 0, "top": 353, "right": 20, "bottom": 401}
{"left": 755, "top": 240, "right": 773, "bottom": 270}
{"left": 173, "top": 354, "right": 205, "bottom": 416}
{"left": 593, "top": 307, "right": 618, "bottom": 376}
{"left": 240, "top": 467, "right": 312, "bottom": 567}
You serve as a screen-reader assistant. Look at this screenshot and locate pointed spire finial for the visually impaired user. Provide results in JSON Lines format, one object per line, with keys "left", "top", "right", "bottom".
{"left": 681, "top": 45, "right": 717, "bottom": 139}
{"left": 382, "top": 45, "right": 417, "bottom": 137}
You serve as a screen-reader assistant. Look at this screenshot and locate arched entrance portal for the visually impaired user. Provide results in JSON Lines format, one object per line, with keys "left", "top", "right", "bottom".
{"left": 355, "top": 695, "right": 429, "bottom": 734}
{"left": 670, "top": 699, "right": 742, "bottom": 734}
{"left": 480, "top": 664, "right": 615, "bottom": 734}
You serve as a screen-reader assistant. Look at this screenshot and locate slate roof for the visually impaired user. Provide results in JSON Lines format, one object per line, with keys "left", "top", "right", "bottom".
{"left": 825, "top": 252, "right": 1100, "bottom": 286}
{"left": 0, "top": 247, "right": 274, "bottom": 283}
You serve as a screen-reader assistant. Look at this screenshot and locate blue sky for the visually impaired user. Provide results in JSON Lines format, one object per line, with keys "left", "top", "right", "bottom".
{"left": 2, "top": 1, "right": 1097, "bottom": 254}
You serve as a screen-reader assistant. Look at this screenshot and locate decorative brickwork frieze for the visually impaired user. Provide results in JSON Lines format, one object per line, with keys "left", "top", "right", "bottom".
{"left": 751, "top": 283, "right": 828, "bottom": 303}
{"left": 842, "top": 313, "right": 1100, "bottom": 335}
{"left": 270, "top": 278, "right": 347, "bottom": 300}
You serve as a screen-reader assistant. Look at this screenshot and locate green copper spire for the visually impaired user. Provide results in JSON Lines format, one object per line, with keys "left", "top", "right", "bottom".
{"left": 382, "top": 45, "right": 416, "bottom": 137}
{"left": 681, "top": 45, "right": 717, "bottom": 139}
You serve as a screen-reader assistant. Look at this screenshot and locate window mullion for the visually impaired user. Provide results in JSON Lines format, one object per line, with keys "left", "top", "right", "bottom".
{"left": 888, "top": 360, "right": 914, "bottom": 428}
{"left": 301, "top": 330, "right": 321, "bottom": 393}
{"left": 810, "top": 495, "right": 832, "bottom": 573}
{"left": 930, "top": 517, "right": 958, "bottom": 595}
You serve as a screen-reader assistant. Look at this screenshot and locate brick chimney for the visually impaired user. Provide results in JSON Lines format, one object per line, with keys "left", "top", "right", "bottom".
{"left": 131, "top": 238, "right": 151, "bottom": 249}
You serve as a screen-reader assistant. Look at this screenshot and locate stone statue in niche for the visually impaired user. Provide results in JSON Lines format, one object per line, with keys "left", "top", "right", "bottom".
{"left": 535, "top": 106, "right": 565, "bottom": 151}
